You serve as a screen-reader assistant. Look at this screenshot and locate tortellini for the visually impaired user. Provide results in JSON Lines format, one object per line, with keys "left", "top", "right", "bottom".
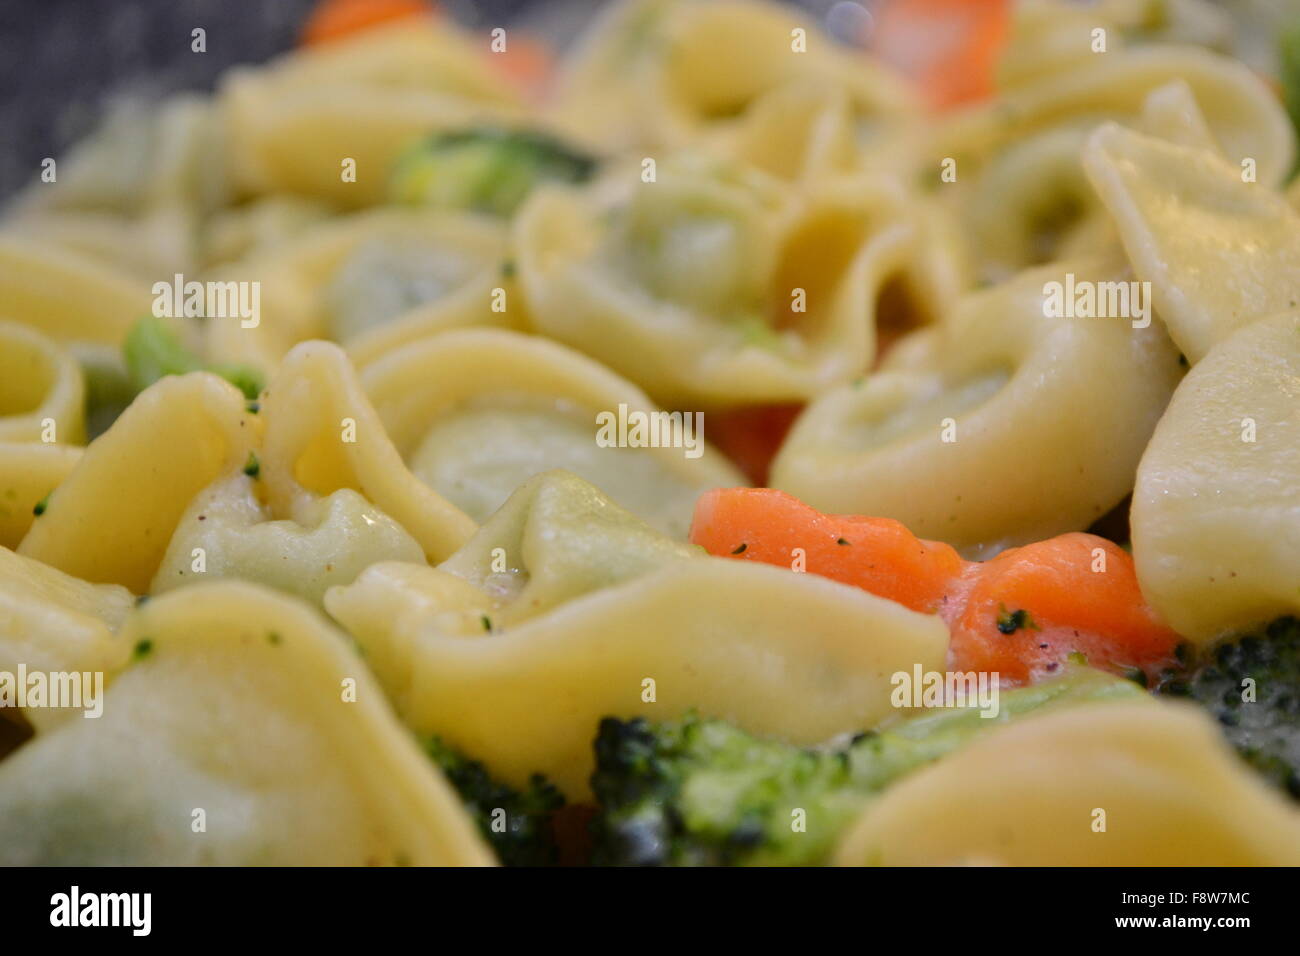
{"left": 0, "top": 582, "right": 492, "bottom": 865}
{"left": 996, "top": 0, "right": 1234, "bottom": 90}
{"left": 0, "top": 234, "right": 148, "bottom": 347}
{"left": 1083, "top": 121, "right": 1300, "bottom": 363}
{"left": 930, "top": 40, "right": 1293, "bottom": 281}
{"left": 258, "top": 341, "right": 476, "bottom": 562}
{"left": 1131, "top": 311, "right": 1300, "bottom": 644}
{"left": 360, "top": 327, "right": 742, "bottom": 537}
{"left": 0, "top": 321, "right": 85, "bottom": 445}
{"left": 550, "top": 0, "right": 915, "bottom": 155}
{"left": 3, "top": 95, "right": 229, "bottom": 279}
{"left": 771, "top": 259, "right": 1185, "bottom": 557}
{"left": 18, "top": 342, "right": 476, "bottom": 595}
{"left": 221, "top": 20, "right": 521, "bottom": 207}
{"left": 0, "top": 443, "right": 82, "bottom": 549}
{"left": 516, "top": 158, "right": 926, "bottom": 407}
{"left": 833, "top": 700, "right": 1300, "bottom": 865}
{"left": 203, "top": 207, "right": 516, "bottom": 377}
{"left": 0, "top": 546, "right": 132, "bottom": 732}
{"left": 326, "top": 471, "right": 949, "bottom": 797}
{"left": 18, "top": 372, "right": 257, "bottom": 593}
{"left": 152, "top": 476, "right": 424, "bottom": 605}
{"left": 2, "top": 0, "right": 1297, "bottom": 869}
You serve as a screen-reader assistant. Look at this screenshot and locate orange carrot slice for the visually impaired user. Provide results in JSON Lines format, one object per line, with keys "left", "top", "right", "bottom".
{"left": 689, "top": 488, "right": 1180, "bottom": 684}
{"left": 690, "top": 487, "right": 964, "bottom": 615}
{"left": 487, "top": 34, "right": 555, "bottom": 96}
{"left": 871, "top": 0, "right": 1011, "bottom": 109}
{"left": 300, "top": 0, "right": 435, "bottom": 47}
{"left": 948, "top": 534, "right": 1180, "bottom": 684}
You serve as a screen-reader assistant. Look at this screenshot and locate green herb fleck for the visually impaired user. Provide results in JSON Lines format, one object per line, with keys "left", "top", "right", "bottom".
{"left": 996, "top": 603, "right": 1039, "bottom": 635}
{"left": 132, "top": 638, "right": 154, "bottom": 660}
{"left": 32, "top": 492, "right": 50, "bottom": 517}
{"left": 731, "top": 543, "right": 747, "bottom": 554}
{"left": 243, "top": 451, "right": 260, "bottom": 479}
{"left": 267, "top": 631, "right": 282, "bottom": 646}
{"left": 836, "top": 537, "right": 850, "bottom": 546}
{"left": 481, "top": 614, "right": 493, "bottom": 633}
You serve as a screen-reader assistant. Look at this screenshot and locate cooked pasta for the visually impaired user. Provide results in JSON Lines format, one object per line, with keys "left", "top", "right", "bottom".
{"left": 1, "top": 0, "right": 1298, "bottom": 869}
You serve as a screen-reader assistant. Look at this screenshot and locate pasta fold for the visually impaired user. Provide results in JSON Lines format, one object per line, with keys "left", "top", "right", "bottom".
{"left": 833, "top": 700, "right": 1300, "bottom": 865}
{"left": 4, "top": 96, "right": 229, "bottom": 279}
{"left": 0, "top": 234, "right": 148, "bottom": 346}
{"left": 151, "top": 475, "right": 425, "bottom": 605}
{"left": 326, "top": 471, "right": 949, "bottom": 797}
{"left": 0, "top": 321, "right": 85, "bottom": 445}
{"left": 221, "top": 21, "right": 521, "bottom": 207}
{"left": 18, "top": 373, "right": 257, "bottom": 592}
{"left": 932, "top": 43, "right": 1294, "bottom": 281}
{"left": 550, "top": 0, "right": 915, "bottom": 154}
{"left": 204, "top": 207, "right": 517, "bottom": 376}
{"left": 0, "top": 582, "right": 494, "bottom": 865}
{"left": 0, "top": 546, "right": 132, "bottom": 732}
{"left": 1083, "top": 121, "right": 1300, "bottom": 363}
{"left": 1131, "top": 310, "right": 1300, "bottom": 643}
{"left": 259, "top": 341, "right": 476, "bottom": 562}
{"left": 516, "top": 161, "right": 923, "bottom": 407}
{"left": 771, "top": 259, "right": 1184, "bottom": 556}
{"left": 360, "top": 328, "right": 743, "bottom": 537}
{"left": 0, "top": 444, "right": 83, "bottom": 549}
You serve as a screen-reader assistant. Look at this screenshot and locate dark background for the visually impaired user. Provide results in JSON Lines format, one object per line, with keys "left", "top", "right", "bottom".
{"left": 0, "top": 0, "right": 572, "bottom": 201}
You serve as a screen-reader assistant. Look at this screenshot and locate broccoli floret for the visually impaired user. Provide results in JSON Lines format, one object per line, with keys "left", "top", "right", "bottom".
{"left": 424, "top": 736, "right": 564, "bottom": 866}
{"left": 389, "top": 127, "right": 597, "bottom": 217}
{"left": 123, "top": 315, "right": 264, "bottom": 400}
{"left": 1155, "top": 616, "right": 1300, "bottom": 800}
{"left": 590, "top": 667, "right": 1142, "bottom": 866}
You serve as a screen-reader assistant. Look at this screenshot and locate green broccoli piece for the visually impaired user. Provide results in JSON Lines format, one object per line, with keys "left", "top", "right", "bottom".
{"left": 79, "top": 352, "right": 137, "bottom": 441}
{"left": 424, "top": 736, "right": 565, "bottom": 866}
{"left": 123, "top": 315, "right": 264, "bottom": 400}
{"left": 389, "top": 127, "right": 597, "bottom": 217}
{"left": 590, "top": 667, "right": 1143, "bottom": 866}
{"left": 1155, "top": 616, "right": 1300, "bottom": 800}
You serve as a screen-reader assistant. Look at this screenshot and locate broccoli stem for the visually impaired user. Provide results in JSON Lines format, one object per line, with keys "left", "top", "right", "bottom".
{"left": 590, "top": 667, "right": 1142, "bottom": 866}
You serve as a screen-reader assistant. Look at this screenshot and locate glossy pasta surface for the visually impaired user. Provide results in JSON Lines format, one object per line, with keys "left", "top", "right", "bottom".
{"left": 2, "top": 0, "right": 1298, "bottom": 868}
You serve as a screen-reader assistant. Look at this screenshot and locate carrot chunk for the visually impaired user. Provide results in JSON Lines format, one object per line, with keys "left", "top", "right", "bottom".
{"left": 690, "top": 489, "right": 1180, "bottom": 684}
{"left": 871, "top": 0, "right": 1011, "bottom": 109}
{"left": 300, "top": 0, "right": 435, "bottom": 47}
{"left": 690, "top": 487, "right": 964, "bottom": 615}
{"left": 947, "top": 534, "right": 1180, "bottom": 683}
